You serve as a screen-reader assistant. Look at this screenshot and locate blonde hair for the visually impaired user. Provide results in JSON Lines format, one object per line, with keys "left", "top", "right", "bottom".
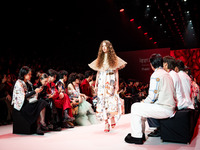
{"left": 96, "top": 40, "right": 117, "bottom": 68}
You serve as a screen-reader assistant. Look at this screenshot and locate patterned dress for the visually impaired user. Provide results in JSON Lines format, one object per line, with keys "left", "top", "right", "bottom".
{"left": 88, "top": 55, "right": 127, "bottom": 122}
{"left": 96, "top": 69, "right": 123, "bottom": 122}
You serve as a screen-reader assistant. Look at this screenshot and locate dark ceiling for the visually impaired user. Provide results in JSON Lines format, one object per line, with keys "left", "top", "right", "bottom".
{"left": 1, "top": 0, "right": 200, "bottom": 61}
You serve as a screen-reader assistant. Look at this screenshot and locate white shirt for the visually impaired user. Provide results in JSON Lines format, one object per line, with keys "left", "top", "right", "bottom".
{"left": 144, "top": 68, "right": 175, "bottom": 111}
{"left": 169, "top": 70, "right": 192, "bottom": 109}
{"left": 178, "top": 71, "right": 194, "bottom": 109}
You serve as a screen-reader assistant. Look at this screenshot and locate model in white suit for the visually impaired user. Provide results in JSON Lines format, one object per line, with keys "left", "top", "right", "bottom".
{"left": 125, "top": 54, "right": 176, "bottom": 145}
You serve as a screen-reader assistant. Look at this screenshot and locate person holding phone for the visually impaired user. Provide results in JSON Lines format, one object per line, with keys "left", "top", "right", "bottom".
{"left": 12, "top": 66, "right": 48, "bottom": 135}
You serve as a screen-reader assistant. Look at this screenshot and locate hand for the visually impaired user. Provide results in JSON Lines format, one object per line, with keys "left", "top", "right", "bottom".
{"left": 48, "top": 94, "right": 53, "bottom": 99}
{"left": 6, "top": 94, "right": 12, "bottom": 101}
{"left": 59, "top": 92, "right": 64, "bottom": 99}
{"left": 35, "top": 87, "right": 43, "bottom": 94}
{"left": 2, "top": 75, "right": 7, "bottom": 83}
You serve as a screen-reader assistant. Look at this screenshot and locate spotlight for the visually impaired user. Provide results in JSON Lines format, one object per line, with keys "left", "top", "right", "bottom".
{"left": 120, "top": 9, "right": 124, "bottom": 12}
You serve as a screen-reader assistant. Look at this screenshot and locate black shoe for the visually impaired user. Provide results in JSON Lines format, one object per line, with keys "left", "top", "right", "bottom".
{"left": 126, "top": 133, "right": 146, "bottom": 142}
{"left": 53, "top": 127, "right": 62, "bottom": 131}
{"left": 64, "top": 109, "right": 75, "bottom": 122}
{"left": 148, "top": 128, "right": 160, "bottom": 137}
{"left": 36, "top": 128, "right": 44, "bottom": 135}
{"left": 124, "top": 133, "right": 144, "bottom": 144}
{"left": 40, "top": 123, "right": 49, "bottom": 131}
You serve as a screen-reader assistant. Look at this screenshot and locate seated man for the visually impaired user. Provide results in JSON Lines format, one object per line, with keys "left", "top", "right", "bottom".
{"left": 175, "top": 60, "right": 194, "bottom": 109}
{"left": 147, "top": 56, "right": 194, "bottom": 137}
{"left": 124, "top": 53, "right": 176, "bottom": 145}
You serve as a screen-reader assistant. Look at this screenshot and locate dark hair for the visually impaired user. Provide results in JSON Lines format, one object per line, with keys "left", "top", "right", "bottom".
{"left": 92, "top": 74, "right": 96, "bottom": 81}
{"left": 149, "top": 53, "right": 163, "bottom": 68}
{"left": 39, "top": 73, "right": 48, "bottom": 80}
{"left": 127, "top": 78, "right": 135, "bottom": 84}
{"left": 78, "top": 73, "right": 85, "bottom": 81}
{"left": 58, "top": 70, "right": 68, "bottom": 79}
{"left": 175, "top": 59, "right": 185, "bottom": 71}
{"left": 47, "top": 69, "right": 57, "bottom": 77}
{"left": 84, "top": 70, "right": 93, "bottom": 78}
{"left": 18, "top": 66, "right": 31, "bottom": 80}
{"left": 163, "top": 56, "right": 176, "bottom": 70}
{"left": 185, "top": 67, "right": 192, "bottom": 76}
{"left": 67, "top": 72, "right": 80, "bottom": 84}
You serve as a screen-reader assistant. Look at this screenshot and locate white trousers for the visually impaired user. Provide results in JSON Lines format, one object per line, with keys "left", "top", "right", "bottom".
{"left": 131, "top": 102, "right": 174, "bottom": 138}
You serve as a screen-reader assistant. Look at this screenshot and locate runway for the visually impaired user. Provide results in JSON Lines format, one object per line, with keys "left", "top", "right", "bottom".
{"left": 0, "top": 114, "right": 200, "bottom": 150}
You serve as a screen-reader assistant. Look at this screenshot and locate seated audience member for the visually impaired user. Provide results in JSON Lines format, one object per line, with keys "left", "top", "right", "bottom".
{"left": 89, "top": 74, "right": 97, "bottom": 97}
{"left": 55, "top": 70, "right": 75, "bottom": 128}
{"left": 67, "top": 72, "right": 98, "bottom": 126}
{"left": 12, "top": 66, "right": 48, "bottom": 135}
{"left": 147, "top": 56, "right": 194, "bottom": 137}
{"left": 123, "top": 79, "right": 135, "bottom": 114}
{"left": 80, "top": 70, "right": 94, "bottom": 106}
{"left": 0, "top": 73, "right": 13, "bottom": 125}
{"left": 191, "top": 76, "right": 200, "bottom": 109}
{"left": 118, "top": 78, "right": 127, "bottom": 99}
{"left": 175, "top": 60, "right": 194, "bottom": 109}
{"left": 124, "top": 54, "right": 176, "bottom": 145}
{"left": 34, "top": 73, "right": 61, "bottom": 131}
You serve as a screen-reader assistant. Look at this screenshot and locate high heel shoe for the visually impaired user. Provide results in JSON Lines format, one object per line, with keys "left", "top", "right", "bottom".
{"left": 104, "top": 121, "right": 110, "bottom": 132}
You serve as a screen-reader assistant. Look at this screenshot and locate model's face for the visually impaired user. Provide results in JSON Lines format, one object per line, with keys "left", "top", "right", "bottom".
{"left": 24, "top": 71, "right": 32, "bottom": 81}
{"left": 102, "top": 42, "right": 108, "bottom": 53}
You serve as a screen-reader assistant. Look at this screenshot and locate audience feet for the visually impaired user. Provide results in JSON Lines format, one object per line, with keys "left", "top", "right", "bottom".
{"left": 62, "top": 120, "right": 74, "bottom": 128}
{"left": 40, "top": 122, "right": 49, "bottom": 131}
{"left": 36, "top": 128, "right": 44, "bottom": 135}
{"left": 124, "top": 133, "right": 145, "bottom": 145}
{"left": 148, "top": 128, "right": 161, "bottom": 137}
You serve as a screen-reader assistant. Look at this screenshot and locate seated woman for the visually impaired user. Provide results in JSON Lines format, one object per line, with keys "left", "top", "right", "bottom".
{"left": 34, "top": 72, "right": 61, "bottom": 131}
{"left": 12, "top": 66, "right": 48, "bottom": 135}
{"left": 55, "top": 70, "right": 75, "bottom": 128}
{"left": 67, "top": 72, "right": 98, "bottom": 126}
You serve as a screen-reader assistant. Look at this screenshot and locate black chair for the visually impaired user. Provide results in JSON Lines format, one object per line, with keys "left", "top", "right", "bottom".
{"left": 12, "top": 109, "right": 37, "bottom": 134}
{"left": 160, "top": 109, "right": 199, "bottom": 144}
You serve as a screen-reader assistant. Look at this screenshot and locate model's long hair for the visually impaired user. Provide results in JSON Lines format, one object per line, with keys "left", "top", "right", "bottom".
{"left": 96, "top": 40, "right": 117, "bottom": 68}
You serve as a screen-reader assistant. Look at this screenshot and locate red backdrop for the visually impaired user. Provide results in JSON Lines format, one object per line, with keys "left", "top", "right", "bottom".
{"left": 170, "top": 48, "right": 200, "bottom": 84}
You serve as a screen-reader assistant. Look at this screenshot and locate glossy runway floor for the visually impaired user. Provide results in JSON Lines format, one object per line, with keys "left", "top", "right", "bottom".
{"left": 0, "top": 114, "right": 199, "bottom": 150}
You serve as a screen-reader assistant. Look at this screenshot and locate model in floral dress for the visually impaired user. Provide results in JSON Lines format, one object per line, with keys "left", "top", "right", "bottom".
{"left": 88, "top": 40, "right": 127, "bottom": 132}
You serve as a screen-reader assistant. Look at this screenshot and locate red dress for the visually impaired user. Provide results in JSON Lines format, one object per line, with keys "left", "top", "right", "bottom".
{"left": 80, "top": 79, "right": 93, "bottom": 104}
{"left": 47, "top": 81, "right": 73, "bottom": 117}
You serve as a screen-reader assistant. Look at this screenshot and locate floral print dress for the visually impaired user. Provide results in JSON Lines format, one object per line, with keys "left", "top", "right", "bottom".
{"left": 96, "top": 69, "right": 124, "bottom": 122}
